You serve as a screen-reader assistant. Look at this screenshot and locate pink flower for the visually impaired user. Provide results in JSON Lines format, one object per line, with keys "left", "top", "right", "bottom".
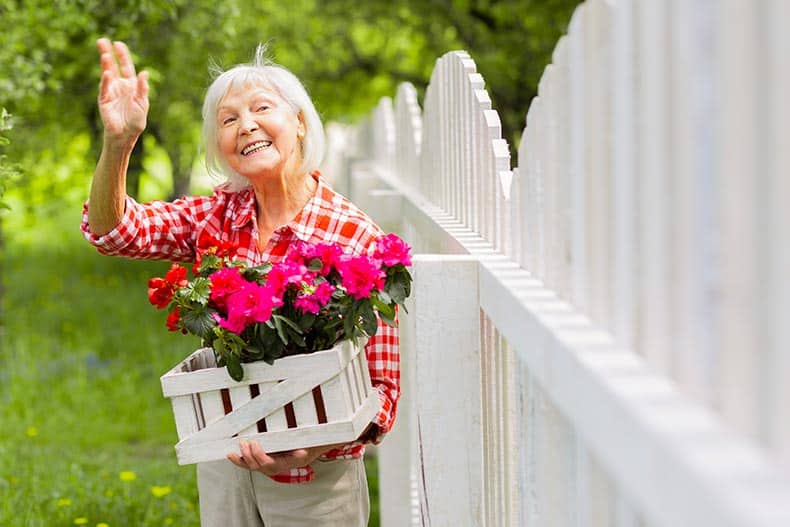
{"left": 337, "top": 255, "right": 385, "bottom": 300}
{"left": 294, "top": 281, "right": 336, "bottom": 314}
{"left": 216, "top": 282, "right": 281, "bottom": 334}
{"left": 373, "top": 233, "right": 412, "bottom": 267}
{"left": 310, "top": 243, "right": 343, "bottom": 276}
{"left": 209, "top": 267, "right": 247, "bottom": 309}
{"left": 266, "top": 261, "right": 313, "bottom": 296}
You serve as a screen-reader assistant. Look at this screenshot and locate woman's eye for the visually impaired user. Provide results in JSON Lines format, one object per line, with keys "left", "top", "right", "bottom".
{"left": 222, "top": 117, "right": 236, "bottom": 125}
{"left": 256, "top": 105, "right": 269, "bottom": 112}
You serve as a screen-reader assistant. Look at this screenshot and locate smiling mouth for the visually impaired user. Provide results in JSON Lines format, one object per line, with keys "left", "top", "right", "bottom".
{"left": 241, "top": 141, "right": 272, "bottom": 156}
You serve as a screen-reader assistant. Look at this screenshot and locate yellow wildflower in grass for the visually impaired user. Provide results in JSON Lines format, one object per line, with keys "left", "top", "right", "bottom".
{"left": 73, "top": 518, "right": 88, "bottom": 525}
{"left": 150, "top": 485, "right": 172, "bottom": 498}
{"left": 164, "top": 519, "right": 174, "bottom": 526}
{"left": 56, "top": 498, "right": 72, "bottom": 507}
{"left": 119, "top": 471, "right": 136, "bottom": 482}
{"left": 96, "top": 523, "right": 110, "bottom": 527}
{"left": 26, "top": 426, "right": 38, "bottom": 437}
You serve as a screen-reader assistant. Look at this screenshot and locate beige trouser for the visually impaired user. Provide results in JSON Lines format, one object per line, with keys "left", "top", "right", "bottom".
{"left": 196, "top": 457, "right": 370, "bottom": 527}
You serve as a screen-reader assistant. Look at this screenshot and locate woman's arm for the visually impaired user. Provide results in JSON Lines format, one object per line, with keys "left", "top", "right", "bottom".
{"left": 87, "top": 38, "right": 149, "bottom": 235}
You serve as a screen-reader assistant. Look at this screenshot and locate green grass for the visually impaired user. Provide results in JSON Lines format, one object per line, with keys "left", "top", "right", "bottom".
{"left": 0, "top": 207, "right": 380, "bottom": 526}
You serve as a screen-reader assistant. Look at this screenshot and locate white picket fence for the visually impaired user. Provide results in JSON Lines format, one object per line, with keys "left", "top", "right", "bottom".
{"left": 326, "top": 0, "right": 790, "bottom": 525}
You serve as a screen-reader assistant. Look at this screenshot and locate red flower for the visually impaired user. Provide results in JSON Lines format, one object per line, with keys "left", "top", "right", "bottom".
{"left": 165, "top": 263, "right": 189, "bottom": 287}
{"left": 197, "top": 232, "right": 238, "bottom": 258}
{"left": 209, "top": 267, "right": 247, "bottom": 309}
{"left": 148, "top": 263, "right": 190, "bottom": 309}
{"left": 337, "top": 255, "right": 385, "bottom": 300}
{"left": 373, "top": 233, "right": 412, "bottom": 267}
{"left": 166, "top": 307, "right": 181, "bottom": 331}
{"left": 148, "top": 277, "right": 173, "bottom": 309}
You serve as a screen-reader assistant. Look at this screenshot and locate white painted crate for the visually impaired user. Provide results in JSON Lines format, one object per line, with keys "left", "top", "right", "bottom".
{"left": 160, "top": 340, "right": 380, "bottom": 465}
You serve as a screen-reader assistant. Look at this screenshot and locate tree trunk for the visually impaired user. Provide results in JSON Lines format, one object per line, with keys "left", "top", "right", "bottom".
{"left": 126, "top": 138, "right": 144, "bottom": 201}
{"left": 169, "top": 146, "right": 192, "bottom": 200}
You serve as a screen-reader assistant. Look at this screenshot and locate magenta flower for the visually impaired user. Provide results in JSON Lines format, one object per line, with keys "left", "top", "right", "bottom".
{"left": 267, "top": 261, "right": 313, "bottom": 296}
{"left": 310, "top": 243, "right": 343, "bottom": 276}
{"left": 294, "top": 281, "right": 336, "bottom": 314}
{"left": 373, "top": 233, "right": 412, "bottom": 267}
{"left": 337, "top": 255, "right": 385, "bottom": 300}
{"left": 216, "top": 282, "right": 281, "bottom": 334}
{"left": 209, "top": 267, "right": 247, "bottom": 309}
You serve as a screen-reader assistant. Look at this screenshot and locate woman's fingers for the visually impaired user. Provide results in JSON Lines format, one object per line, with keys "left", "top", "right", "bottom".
{"left": 137, "top": 71, "right": 149, "bottom": 100}
{"left": 96, "top": 39, "right": 118, "bottom": 76}
{"left": 113, "top": 41, "right": 136, "bottom": 78}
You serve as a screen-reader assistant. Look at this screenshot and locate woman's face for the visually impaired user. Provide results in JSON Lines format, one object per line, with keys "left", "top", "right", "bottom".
{"left": 216, "top": 82, "right": 305, "bottom": 183}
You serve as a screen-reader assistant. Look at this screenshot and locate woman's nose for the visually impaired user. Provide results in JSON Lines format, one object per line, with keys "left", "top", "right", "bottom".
{"left": 240, "top": 113, "right": 258, "bottom": 133}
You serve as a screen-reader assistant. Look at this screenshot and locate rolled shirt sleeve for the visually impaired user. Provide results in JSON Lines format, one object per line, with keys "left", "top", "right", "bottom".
{"left": 81, "top": 194, "right": 217, "bottom": 262}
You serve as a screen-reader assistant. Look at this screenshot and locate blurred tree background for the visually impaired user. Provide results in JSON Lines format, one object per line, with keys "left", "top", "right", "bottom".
{"left": 0, "top": 0, "right": 579, "bottom": 524}
{"left": 1, "top": 0, "right": 579, "bottom": 206}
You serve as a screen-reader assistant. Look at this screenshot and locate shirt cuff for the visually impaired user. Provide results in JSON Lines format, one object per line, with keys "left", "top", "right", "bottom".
{"left": 80, "top": 197, "right": 140, "bottom": 254}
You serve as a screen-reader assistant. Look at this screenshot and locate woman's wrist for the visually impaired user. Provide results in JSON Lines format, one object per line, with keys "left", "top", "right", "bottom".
{"left": 102, "top": 132, "right": 139, "bottom": 154}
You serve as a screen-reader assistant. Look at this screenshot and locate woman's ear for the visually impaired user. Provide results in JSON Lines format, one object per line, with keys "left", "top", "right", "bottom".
{"left": 297, "top": 112, "right": 306, "bottom": 139}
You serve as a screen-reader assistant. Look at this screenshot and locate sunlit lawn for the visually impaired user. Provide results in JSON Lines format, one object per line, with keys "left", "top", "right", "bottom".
{"left": 0, "top": 207, "right": 379, "bottom": 526}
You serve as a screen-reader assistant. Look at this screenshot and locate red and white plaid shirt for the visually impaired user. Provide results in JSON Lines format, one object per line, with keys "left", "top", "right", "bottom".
{"left": 81, "top": 172, "right": 399, "bottom": 484}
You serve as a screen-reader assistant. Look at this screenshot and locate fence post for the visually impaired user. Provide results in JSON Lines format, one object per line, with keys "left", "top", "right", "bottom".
{"left": 403, "top": 254, "right": 483, "bottom": 526}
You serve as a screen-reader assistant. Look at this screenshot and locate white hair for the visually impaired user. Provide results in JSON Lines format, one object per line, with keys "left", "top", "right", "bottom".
{"left": 201, "top": 45, "right": 325, "bottom": 190}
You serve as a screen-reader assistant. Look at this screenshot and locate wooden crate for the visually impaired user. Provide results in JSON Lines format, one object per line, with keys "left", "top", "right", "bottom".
{"left": 160, "top": 340, "right": 380, "bottom": 465}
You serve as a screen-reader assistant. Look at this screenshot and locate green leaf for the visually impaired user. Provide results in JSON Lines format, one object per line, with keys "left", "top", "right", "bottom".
{"left": 360, "top": 301, "right": 378, "bottom": 336}
{"left": 275, "top": 314, "right": 303, "bottom": 335}
{"left": 272, "top": 315, "right": 288, "bottom": 345}
{"left": 371, "top": 295, "right": 395, "bottom": 320}
{"left": 180, "top": 306, "right": 217, "bottom": 337}
{"left": 387, "top": 280, "right": 407, "bottom": 304}
{"left": 379, "top": 309, "right": 397, "bottom": 327}
{"left": 226, "top": 355, "right": 244, "bottom": 382}
{"left": 306, "top": 257, "right": 323, "bottom": 272}
{"left": 241, "top": 262, "right": 272, "bottom": 282}
{"left": 185, "top": 277, "right": 211, "bottom": 305}
{"left": 197, "top": 254, "right": 221, "bottom": 275}
{"left": 377, "top": 289, "right": 392, "bottom": 304}
{"left": 298, "top": 312, "right": 316, "bottom": 330}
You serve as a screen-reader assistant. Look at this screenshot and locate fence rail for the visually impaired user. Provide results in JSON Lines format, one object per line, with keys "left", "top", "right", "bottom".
{"left": 327, "top": 0, "right": 790, "bottom": 525}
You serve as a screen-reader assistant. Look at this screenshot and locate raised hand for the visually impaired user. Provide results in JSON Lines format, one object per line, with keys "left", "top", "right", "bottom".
{"left": 96, "top": 38, "right": 149, "bottom": 144}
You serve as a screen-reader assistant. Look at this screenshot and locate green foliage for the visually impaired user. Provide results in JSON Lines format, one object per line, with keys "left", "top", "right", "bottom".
{"left": 0, "top": 108, "right": 19, "bottom": 210}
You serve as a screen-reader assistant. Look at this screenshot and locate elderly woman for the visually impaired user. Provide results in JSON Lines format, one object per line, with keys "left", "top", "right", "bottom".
{"left": 82, "top": 38, "right": 399, "bottom": 527}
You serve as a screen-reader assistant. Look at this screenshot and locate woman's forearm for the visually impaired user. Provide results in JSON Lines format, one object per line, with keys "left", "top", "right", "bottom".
{"left": 87, "top": 136, "right": 136, "bottom": 235}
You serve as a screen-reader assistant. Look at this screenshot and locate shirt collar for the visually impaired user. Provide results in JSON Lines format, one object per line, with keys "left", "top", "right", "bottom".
{"left": 230, "top": 171, "right": 327, "bottom": 242}
{"left": 231, "top": 188, "right": 256, "bottom": 230}
{"left": 288, "top": 171, "right": 326, "bottom": 242}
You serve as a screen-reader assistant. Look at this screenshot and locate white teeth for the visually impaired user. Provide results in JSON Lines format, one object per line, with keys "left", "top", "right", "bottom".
{"left": 241, "top": 141, "right": 272, "bottom": 155}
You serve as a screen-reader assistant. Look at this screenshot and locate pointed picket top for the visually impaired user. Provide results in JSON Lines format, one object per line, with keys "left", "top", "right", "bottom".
{"left": 419, "top": 50, "right": 511, "bottom": 249}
